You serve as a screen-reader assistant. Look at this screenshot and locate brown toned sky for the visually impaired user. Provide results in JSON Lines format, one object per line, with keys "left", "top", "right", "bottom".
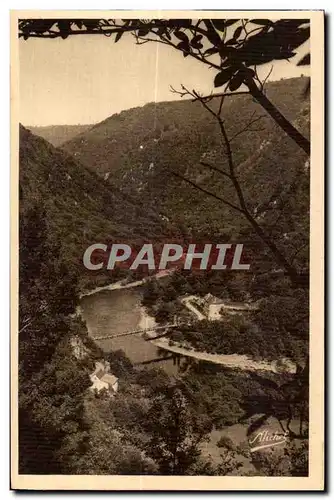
{"left": 19, "top": 29, "right": 309, "bottom": 126}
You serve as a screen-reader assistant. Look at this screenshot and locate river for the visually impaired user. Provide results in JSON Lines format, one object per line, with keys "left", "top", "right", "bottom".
{"left": 80, "top": 281, "right": 296, "bottom": 376}
{"left": 80, "top": 286, "right": 180, "bottom": 374}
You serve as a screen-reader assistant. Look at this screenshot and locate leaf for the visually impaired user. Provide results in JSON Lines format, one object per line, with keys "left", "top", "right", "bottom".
{"left": 232, "top": 25, "right": 243, "bottom": 40}
{"left": 82, "top": 20, "right": 100, "bottom": 31}
{"left": 190, "top": 34, "right": 203, "bottom": 48}
{"left": 57, "top": 20, "right": 72, "bottom": 39}
{"left": 274, "top": 19, "right": 310, "bottom": 30}
{"left": 204, "top": 47, "right": 219, "bottom": 56}
{"left": 138, "top": 27, "right": 150, "bottom": 37}
{"left": 225, "top": 38, "right": 237, "bottom": 46}
{"left": 275, "top": 51, "right": 297, "bottom": 60}
{"left": 219, "top": 45, "right": 236, "bottom": 60}
{"left": 244, "top": 67, "right": 256, "bottom": 78}
{"left": 174, "top": 31, "right": 189, "bottom": 44}
{"left": 114, "top": 30, "right": 124, "bottom": 43}
{"left": 251, "top": 19, "right": 272, "bottom": 26}
{"left": 156, "top": 27, "right": 164, "bottom": 37}
{"left": 214, "top": 67, "right": 235, "bottom": 88}
{"left": 273, "top": 25, "right": 310, "bottom": 50}
{"left": 191, "top": 42, "right": 203, "bottom": 50}
{"left": 228, "top": 71, "right": 244, "bottom": 91}
{"left": 177, "top": 41, "right": 190, "bottom": 56}
{"left": 211, "top": 20, "right": 226, "bottom": 32}
{"left": 291, "top": 26, "right": 311, "bottom": 47}
{"left": 30, "top": 20, "right": 56, "bottom": 34}
{"left": 297, "top": 53, "right": 310, "bottom": 66}
{"left": 203, "top": 20, "right": 221, "bottom": 46}
{"left": 224, "top": 20, "right": 239, "bottom": 27}
{"left": 173, "top": 19, "right": 192, "bottom": 28}
{"left": 244, "top": 54, "right": 275, "bottom": 66}
{"left": 57, "top": 20, "right": 71, "bottom": 35}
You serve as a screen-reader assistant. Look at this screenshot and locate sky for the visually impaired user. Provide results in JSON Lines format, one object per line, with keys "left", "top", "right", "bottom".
{"left": 19, "top": 27, "right": 310, "bottom": 126}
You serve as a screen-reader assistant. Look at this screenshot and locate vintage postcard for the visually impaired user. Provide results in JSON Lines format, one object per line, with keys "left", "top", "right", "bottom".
{"left": 11, "top": 10, "right": 324, "bottom": 490}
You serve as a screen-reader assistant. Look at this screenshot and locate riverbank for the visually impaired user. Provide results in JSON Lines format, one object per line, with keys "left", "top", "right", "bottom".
{"left": 79, "top": 269, "right": 173, "bottom": 299}
{"left": 139, "top": 305, "right": 157, "bottom": 332}
{"left": 79, "top": 274, "right": 297, "bottom": 375}
{"left": 151, "top": 337, "right": 297, "bottom": 374}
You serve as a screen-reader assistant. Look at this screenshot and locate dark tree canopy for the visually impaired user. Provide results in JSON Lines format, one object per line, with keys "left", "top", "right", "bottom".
{"left": 18, "top": 18, "right": 310, "bottom": 71}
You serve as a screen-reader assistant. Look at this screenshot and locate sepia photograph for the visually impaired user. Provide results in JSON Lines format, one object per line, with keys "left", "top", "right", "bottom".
{"left": 11, "top": 11, "right": 324, "bottom": 490}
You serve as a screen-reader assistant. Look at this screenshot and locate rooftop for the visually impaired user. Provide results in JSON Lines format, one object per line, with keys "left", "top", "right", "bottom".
{"left": 91, "top": 360, "right": 118, "bottom": 387}
{"left": 101, "top": 373, "right": 118, "bottom": 386}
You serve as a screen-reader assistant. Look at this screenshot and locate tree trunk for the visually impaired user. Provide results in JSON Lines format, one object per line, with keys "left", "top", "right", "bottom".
{"left": 245, "top": 76, "right": 310, "bottom": 156}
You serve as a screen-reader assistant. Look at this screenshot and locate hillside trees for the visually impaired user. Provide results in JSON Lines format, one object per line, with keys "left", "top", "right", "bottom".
{"left": 142, "top": 383, "right": 241, "bottom": 475}
{"left": 19, "top": 202, "right": 78, "bottom": 377}
{"left": 19, "top": 202, "right": 92, "bottom": 473}
{"left": 250, "top": 441, "right": 308, "bottom": 476}
{"left": 18, "top": 136, "right": 104, "bottom": 473}
{"left": 143, "top": 385, "right": 210, "bottom": 474}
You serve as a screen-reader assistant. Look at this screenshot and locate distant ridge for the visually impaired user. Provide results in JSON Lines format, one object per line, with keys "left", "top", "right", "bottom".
{"left": 28, "top": 124, "right": 93, "bottom": 147}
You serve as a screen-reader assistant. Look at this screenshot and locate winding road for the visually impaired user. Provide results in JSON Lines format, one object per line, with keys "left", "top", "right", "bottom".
{"left": 151, "top": 338, "right": 297, "bottom": 374}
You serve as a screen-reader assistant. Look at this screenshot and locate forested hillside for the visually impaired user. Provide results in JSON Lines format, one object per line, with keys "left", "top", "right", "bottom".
{"left": 30, "top": 124, "right": 92, "bottom": 147}
{"left": 20, "top": 125, "right": 173, "bottom": 289}
{"left": 63, "top": 77, "right": 310, "bottom": 275}
{"left": 63, "top": 78, "right": 308, "bottom": 233}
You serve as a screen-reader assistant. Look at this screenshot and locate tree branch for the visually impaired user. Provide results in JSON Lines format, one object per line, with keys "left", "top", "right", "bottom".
{"left": 229, "top": 112, "right": 266, "bottom": 142}
{"left": 199, "top": 161, "right": 231, "bottom": 179}
{"left": 192, "top": 91, "right": 250, "bottom": 102}
{"left": 189, "top": 86, "right": 306, "bottom": 287}
{"left": 170, "top": 171, "right": 243, "bottom": 213}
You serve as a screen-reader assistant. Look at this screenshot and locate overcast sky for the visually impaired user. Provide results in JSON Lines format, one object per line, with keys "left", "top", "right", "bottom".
{"left": 19, "top": 28, "right": 309, "bottom": 126}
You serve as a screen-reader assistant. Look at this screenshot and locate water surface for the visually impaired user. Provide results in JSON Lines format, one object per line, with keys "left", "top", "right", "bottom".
{"left": 80, "top": 287, "right": 178, "bottom": 373}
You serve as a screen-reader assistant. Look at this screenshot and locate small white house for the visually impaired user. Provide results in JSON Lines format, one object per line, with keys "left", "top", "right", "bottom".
{"left": 90, "top": 361, "right": 118, "bottom": 394}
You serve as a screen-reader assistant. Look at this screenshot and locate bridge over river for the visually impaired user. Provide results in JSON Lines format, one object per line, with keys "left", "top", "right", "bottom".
{"left": 81, "top": 272, "right": 296, "bottom": 375}
{"left": 91, "top": 323, "right": 296, "bottom": 374}
{"left": 92, "top": 322, "right": 180, "bottom": 341}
